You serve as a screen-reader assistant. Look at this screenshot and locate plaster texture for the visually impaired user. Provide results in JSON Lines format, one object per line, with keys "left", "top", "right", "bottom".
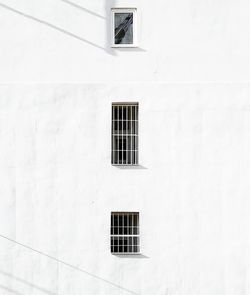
{"left": 0, "top": 0, "right": 250, "bottom": 82}
{"left": 0, "top": 0, "right": 250, "bottom": 294}
{"left": 0, "top": 84, "right": 249, "bottom": 294}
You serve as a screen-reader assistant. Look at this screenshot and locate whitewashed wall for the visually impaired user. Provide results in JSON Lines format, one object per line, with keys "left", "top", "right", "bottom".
{"left": 0, "top": 0, "right": 250, "bottom": 294}
{"left": 0, "top": 0, "right": 250, "bottom": 82}
{"left": 0, "top": 84, "right": 249, "bottom": 295}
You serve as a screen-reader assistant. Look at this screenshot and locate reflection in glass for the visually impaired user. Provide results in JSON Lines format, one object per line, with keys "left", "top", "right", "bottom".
{"left": 114, "top": 13, "right": 133, "bottom": 44}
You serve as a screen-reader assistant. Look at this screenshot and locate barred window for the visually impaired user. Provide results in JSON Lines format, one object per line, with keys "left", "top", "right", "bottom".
{"left": 111, "top": 103, "right": 138, "bottom": 165}
{"left": 111, "top": 212, "right": 140, "bottom": 254}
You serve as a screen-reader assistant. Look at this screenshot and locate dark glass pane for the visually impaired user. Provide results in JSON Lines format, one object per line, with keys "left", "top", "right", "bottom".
{"left": 123, "top": 138, "right": 127, "bottom": 150}
{"left": 114, "top": 13, "right": 133, "bottom": 45}
{"left": 133, "top": 122, "right": 136, "bottom": 135}
{"left": 133, "top": 245, "right": 138, "bottom": 253}
{"left": 114, "top": 227, "right": 118, "bottom": 235}
{"left": 113, "top": 106, "right": 118, "bottom": 120}
{"left": 119, "top": 215, "right": 123, "bottom": 226}
{"left": 114, "top": 238, "right": 118, "bottom": 246}
{"left": 113, "top": 246, "right": 118, "bottom": 253}
{"left": 124, "top": 238, "right": 128, "bottom": 253}
{"left": 124, "top": 215, "right": 128, "bottom": 226}
{"left": 135, "top": 105, "right": 138, "bottom": 120}
{"left": 123, "top": 107, "right": 127, "bottom": 120}
{"left": 132, "top": 106, "right": 135, "bottom": 120}
{"left": 113, "top": 121, "right": 118, "bottom": 134}
{"left": 135, "top": 122, "right": 138, "bottom": 135}
{"left": 127, "top": 106, "right": 132, "bottom": 120}
{"left": 133, "top": 214, "right": 138, "bottom": 226}
{"left": 133, "top": 227, "right": 138, "bottom": 235}
{"left": 115, "top": 150, "right": 118, "bottom": 164}
{"left": 129, "top": 215, "right": 132, "bottom": 226}
{"left": 129, "top": 246, "right": 133, "bottom": 253}
{"left": 126, "top": 121, "right": 131, "bottom": 134}
{"left": 127, "top": 151, "right": 131, "bottom": 164}
{"left": 123, "top": 151, "right": 127, "bottom": 163}
{"left": 118, "top": 106, "right": 122, "bottom": 120}
{"left": 114, "top": 215, "right": 118, "bottom": 227}
{"left": 119, "top": 121, "right": 122, "bottom": 134}
{"left": 135, "top": 151, "right": 138, "bottom": 165}
{"left": 119, "top": 138, "right": 123, "bottom": 150}
{"left": 119, "top": 151, "right": 122, "bottom": 164}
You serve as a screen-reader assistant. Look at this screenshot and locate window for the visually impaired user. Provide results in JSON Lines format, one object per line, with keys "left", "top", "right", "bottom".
{"left": 111, "top": 212, "right": 140, "bottom": 254}
{"left": 111, "top": 103, "right": 138, "bottom": 165}
{"left": 111, "top": 8, "right": 137, "bottom": 47}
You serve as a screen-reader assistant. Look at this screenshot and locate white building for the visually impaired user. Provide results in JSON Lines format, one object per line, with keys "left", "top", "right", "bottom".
{"left": 0, "top": 0, "right": 250, "bottom": 294}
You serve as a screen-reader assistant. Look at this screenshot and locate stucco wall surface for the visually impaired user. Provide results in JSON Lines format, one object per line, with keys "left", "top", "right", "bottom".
{"left": 0, "top": 0, "right": 250, "bottom": 82}
{"left": 0, "top": 83, "right": 249, "bottom": 295}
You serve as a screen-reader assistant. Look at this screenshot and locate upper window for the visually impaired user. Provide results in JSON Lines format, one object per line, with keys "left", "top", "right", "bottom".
{"left": 111, "top": 212, "right": 140, "bottom": 254}
{"left": 111, "top": 8, "right": 137, "bottom": 47}
{"left": 111, "top": 103, "right": 138, "bottom": 165}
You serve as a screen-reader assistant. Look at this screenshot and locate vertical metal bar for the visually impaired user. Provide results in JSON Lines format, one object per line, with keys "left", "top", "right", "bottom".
{"left": 112, "top": 105, "right": 114, "bottom": 164}
{"left": 117, "top": 106, "right": 119, "bottom": 165}
{"left": 117, "top": 213, "right": 119, "bottom": 253}
{"left": 131, "top": 106, "right": 133, "bottom": 165}
{"left": 121, "top": 105, "right": 123, "bottom": 165}
{"left": 132, "top": 213, "right": 134, "bottom": 254}
{"left": 122, "top": 213, "right": 124, "bottom": 253}
{"left": 136, "top": 104, "right": 138, "bottom": 164}
{"left": 111, "top": 213, "right": 113, "bottom": 252}
{"left": 126, "top": 106, "right": 128, "bottom": 165}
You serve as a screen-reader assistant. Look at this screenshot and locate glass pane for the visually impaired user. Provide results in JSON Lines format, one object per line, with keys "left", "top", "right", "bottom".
{"left": 113, "top": 121, "right": 118, "bottom": 134}
{"left": 113, "top": 106, "right": 118, "bottom": 120}
{"left": 114, "top": 13, "right": 133, "bottom": 45}
{"left": 133, "top": 245, "right": 139, "bottom": 253}
{"left": 124, "top": 215, "right": 128, "bottom": 226}
{"left": 133, "top": 214, "right": 138, "bottom": 226}
{"left": 113, "top": 215, "right": 118, "bottom": 227}
{"left": 127, "top": 106, "right": 132, "bottom": 120}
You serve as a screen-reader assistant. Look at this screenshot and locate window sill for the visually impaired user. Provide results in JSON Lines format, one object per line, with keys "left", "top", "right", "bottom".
{"left": 111, "top": 44, "right": 138, "bottom": 48}
{"left": 111, "top": 252, "right": 141, "bottom": 255}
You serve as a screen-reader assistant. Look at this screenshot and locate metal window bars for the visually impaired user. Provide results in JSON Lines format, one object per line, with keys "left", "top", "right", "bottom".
{"left": 111, "top": 103, "right": 139, "bottom": 165}
{"left": 111, "top": 212, "right": 140, "bottom": 254}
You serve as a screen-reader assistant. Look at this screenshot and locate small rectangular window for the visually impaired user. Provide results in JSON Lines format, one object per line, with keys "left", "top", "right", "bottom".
{"left": 111, "top": 212, "right": 140, "bottom": 254}
{"left": 111, "top": 103, "right": 138, "bottom": 165}
{"left": 111, "top": 8, "right": 137, "bottom": 47}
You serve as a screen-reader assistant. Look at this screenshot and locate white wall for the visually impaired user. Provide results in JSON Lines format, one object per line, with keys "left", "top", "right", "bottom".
{"left": 0, "top": 0, "right": 250, "bottom": 294}
{"left": 0, "top": 84, "right": 249, "bottom": 295}
{"left": 0, "top": 0, "right": 250, "bottom": 82}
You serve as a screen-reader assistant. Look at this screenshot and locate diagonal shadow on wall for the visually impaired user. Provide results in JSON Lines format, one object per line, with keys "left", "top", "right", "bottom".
{"left": 60, "top": 0, "right": 105, "bottom": 19}
{"left": 0, "top": 234, "right": 139, "bottom": 295}
{"left": 0, "top": 271, "right": 56, "bottom": 295}
{"left": 0, "top": 284, "right": 24, "bottom": 295}
{"left": 0, "top": 3, "right": 112, "bottom": 53}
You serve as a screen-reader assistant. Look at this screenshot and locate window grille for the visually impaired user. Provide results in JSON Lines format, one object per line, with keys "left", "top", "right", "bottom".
{"left": 111, "top": 103, "right": 138, "bottom": 165}
{"left": 111, "top": 212, "right": 140, "bottom": 254}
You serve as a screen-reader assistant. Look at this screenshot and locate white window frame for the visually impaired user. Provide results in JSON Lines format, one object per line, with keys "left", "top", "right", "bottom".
{"left": 111, "top": 8, "right": 138, "bottom": 48}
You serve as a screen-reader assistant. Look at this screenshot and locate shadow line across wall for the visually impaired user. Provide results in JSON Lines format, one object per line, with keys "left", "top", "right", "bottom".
{"left": 0, "top": 234, "right": 139, "bottom": 295}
